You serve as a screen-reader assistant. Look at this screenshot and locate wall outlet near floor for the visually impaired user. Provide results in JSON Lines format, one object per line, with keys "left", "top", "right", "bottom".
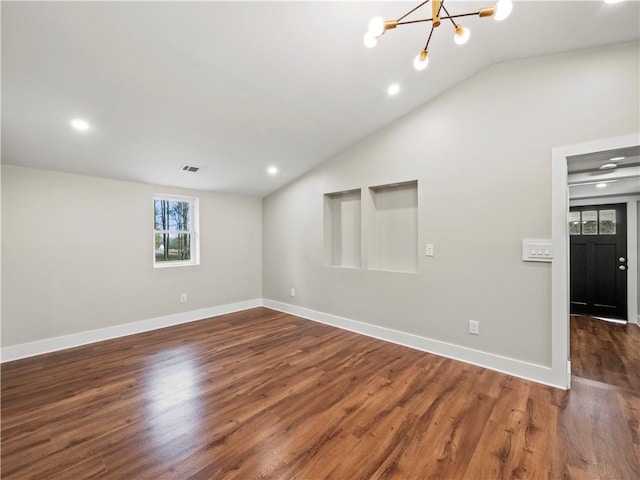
{"left": 180, "top": 293, "right": 188, "bottom": 303}
{"left": 469, "top": 320, "right": 480, "bottom": 335}
{"left": 290, "top": 288, "right": 296, "bottom": 297}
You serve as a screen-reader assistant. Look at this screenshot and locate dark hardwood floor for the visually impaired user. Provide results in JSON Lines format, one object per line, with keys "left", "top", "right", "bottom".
{"left": 570, "top": 314, "right": 640, "bottom": 391}
{"left": 2, "top": 308, "right": 639, "bottom": 479}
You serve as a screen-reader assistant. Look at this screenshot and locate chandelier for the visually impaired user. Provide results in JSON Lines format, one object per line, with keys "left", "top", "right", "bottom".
{"left": 364, "top": 0, "right": 513, "bottom": 71}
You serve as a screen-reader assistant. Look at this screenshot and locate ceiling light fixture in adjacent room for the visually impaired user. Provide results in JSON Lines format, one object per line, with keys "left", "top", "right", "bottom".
{"left": 70, "top": 118, "right": 90, "bottom": 131}
{"left": 596, "top": 182, "right": 608, "bottom": 188}
{"left": 609, "top": 156, "right": 625, "bottom": 161}
{"left": 387, "top": 83, "right": 400, "bottom": 96}
{"left": 364, "top": 0, "right": 513, "bottom": 71}
{"left": 267, "top": 166, "right": 278, "bottom": 175}
{"left": 599, "top": 163, "right": 618, "bottom": 170}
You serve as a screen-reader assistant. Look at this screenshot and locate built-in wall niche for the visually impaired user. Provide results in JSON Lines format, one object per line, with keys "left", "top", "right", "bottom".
{"left": 369, "top": 180, "right": 418, "bottom": 273}
{"left": 323, "top": 189, "right": 362, "bottom": 268}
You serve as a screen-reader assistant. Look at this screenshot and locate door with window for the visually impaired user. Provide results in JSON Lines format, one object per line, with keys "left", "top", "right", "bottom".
{"left": 569, "top": 204, "right": 627, "bottom": 320}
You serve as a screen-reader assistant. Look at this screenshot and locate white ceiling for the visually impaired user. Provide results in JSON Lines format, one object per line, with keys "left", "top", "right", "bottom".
{"left": 2, "top": 1, "right": 639, "bottom": 197}
{"left": 568, "top": 146, "right": 640, "bottom": 199}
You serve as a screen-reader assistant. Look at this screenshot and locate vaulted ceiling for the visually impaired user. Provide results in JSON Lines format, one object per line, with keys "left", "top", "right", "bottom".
{"left": 2, "top": 1, "right": 639, "bottom": 197}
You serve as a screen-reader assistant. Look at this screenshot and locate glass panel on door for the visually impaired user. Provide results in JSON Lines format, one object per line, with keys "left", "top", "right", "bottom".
{"left": 599, "top": 209, "right": 616, "bottom": 235}
{"left": 581, "top": 210, "right": 597, "bottom": 235}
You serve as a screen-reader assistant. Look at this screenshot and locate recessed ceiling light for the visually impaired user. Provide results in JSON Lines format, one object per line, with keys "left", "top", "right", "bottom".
{"left": 70, "top": 119, "right": 90, "bottom": 131}
{"left": 599, "top": 163, "right": 618, "bottom": 170}
{"left": 596, "top": 183, "right": 608, "bottom": 188}
{"left": 387, "top": 83, "right": 400, "bottom": 96}
{"left": 267, "top": 166, "right": 278, "bottom": 175}
{"left": 609, "top": 156, "right": 625, "bottom": 161}
{"left": 604, "top": 0, "right": 624, "bottom": 4}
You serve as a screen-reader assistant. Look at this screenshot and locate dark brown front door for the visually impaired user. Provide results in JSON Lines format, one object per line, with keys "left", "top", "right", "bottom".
{"left": 570, "top": 203, "right": 627, "bottom": 320}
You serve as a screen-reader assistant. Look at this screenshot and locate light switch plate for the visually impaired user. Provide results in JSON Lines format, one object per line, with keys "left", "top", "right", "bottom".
{"left": 522, "top": 239, "right": 553, "bottom": 262}
{"left": 425, "top": 244, "right": 434, "bottom": 257}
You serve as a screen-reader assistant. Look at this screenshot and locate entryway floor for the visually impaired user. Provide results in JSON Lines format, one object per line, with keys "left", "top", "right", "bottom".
{"left": 571, "top": 315, "right": 640, "bottom": 392}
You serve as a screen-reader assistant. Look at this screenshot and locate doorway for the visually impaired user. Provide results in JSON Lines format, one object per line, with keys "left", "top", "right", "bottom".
{"left": 551, "top": 134, "right": 640, "bottom": 390}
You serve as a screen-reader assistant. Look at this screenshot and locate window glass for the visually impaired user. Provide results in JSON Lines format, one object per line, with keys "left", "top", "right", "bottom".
{"left": 581, "top": 210, "right": 597, "bottom": 235}
{"left": 154, "top": 199, "right": 191, "bottom": 231}
{"left": 598, "top": 209, "right": 616, "bottom": 235}
{"left": 155, "top": 233, "right": 191, "bottom": 262}
{"left": 568, "top": 211, "right": 581, "bottom": 235}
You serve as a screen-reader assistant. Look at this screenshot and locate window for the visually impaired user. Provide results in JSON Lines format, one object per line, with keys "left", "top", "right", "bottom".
{"left": 153, "top": 194, "right": 199, "bottom": 267}
{"left": 568, "top": 211, "right": 581, "bottom": 235}
{"left": 569, "top": 209, "right": 617, "bottom": 236}
{"left": 598, "top": 209, "right": 616, "bottom": 234}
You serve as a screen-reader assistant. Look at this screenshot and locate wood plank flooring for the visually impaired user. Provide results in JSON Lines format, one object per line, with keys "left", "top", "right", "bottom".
{"left": 570, "top": 315, "right": 640, "bottom": 391}
{"left": 2, "top": 307, "right": 639, "bottom": 479}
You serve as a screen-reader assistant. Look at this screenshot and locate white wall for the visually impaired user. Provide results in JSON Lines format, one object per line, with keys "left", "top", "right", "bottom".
{"left": 1, "top": 165, "right": 262, "bottom": 347}
{"left": 262, "top": 43, "right": 639, "bottom": 372}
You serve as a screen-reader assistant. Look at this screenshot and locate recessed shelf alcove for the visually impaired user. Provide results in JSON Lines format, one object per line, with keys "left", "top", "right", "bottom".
{"left": 323, "top": 189, "right": 362, "bottom": 268}
{"left": 369, "top": 180, "right": 418, "bottom": 273}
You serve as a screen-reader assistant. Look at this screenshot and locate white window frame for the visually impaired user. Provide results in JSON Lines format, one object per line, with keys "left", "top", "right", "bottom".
{"left": 153, "top": 194, "right": 200, "bottom": 268}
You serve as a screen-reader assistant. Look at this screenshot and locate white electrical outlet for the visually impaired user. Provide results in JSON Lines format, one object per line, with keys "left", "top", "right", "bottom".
{"left": 180, "top": 293, "right": 188, "bottom": 303}
{"left": 469, "top": 320, "right": 480, "bottom": 335}
{"left": 290, "top": 288, "right": 296, "bottom": 297}
{"left": 425, "top": 243, "right": 434, "bottom": 257}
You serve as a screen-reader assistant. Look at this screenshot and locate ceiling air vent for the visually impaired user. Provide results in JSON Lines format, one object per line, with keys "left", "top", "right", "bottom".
{"left": 180, "top": 164, "right": 200, "bottom": 173}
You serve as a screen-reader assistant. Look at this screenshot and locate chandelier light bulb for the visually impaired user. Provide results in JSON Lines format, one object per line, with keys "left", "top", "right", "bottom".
{"left": 454, "top": 26, "right": 470, "bottom": 45}
{"left": 413, "top": 50, "right": 429, "bottom": 71}
{"left": 363, "top": 32, "right": 377, "bottom": 48}
{"left": 494, "top": 0, "right": 513, "bottom": 21}
{"left": 368, "top": 17, "right": 386, "bottom": 37}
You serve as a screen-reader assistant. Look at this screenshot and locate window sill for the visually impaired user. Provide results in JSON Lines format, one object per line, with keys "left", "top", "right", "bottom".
{"left": 153, "top": 261, "right": 199, "bottom": 269}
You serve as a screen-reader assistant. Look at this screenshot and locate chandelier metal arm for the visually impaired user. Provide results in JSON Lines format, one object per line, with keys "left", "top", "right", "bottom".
{"left": 397, "top": 11, "right": 483, "bottom": 27}
{"left": 423, "top": 25, "right": 436, "bottom": 51}
{"left": 441, "top": 4, "right": 459, "bottom": 28}
{"left": 397, "top": 0, "right": 431, "bottom": 22}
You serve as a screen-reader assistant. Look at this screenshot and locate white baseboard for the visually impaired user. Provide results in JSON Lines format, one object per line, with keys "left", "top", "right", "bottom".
{"left": 0, "top": 298, "right": 263, "bottom": 363}
{"left": 263, "top": 299, "right": 561, "bottom": 389}
{"left": 0, "top": 298, "right": 563, "bottom": 389}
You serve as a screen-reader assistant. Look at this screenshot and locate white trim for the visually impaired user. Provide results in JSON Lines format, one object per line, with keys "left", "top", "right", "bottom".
{"left": 0, "top": 299, "right": 262, "bottom": 363}
{"left": 2, "top": 297, "right": 568, "bottom": 388}
{"left": 551, "top": 133, "right": 640, "bottom": 390}
{"left": 263, "top": 299, "right": 561, "bottom": 389}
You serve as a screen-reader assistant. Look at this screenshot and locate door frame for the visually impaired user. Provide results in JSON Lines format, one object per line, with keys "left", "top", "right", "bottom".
{"left": 551, "top": 133, "right": 640, "bottom": 389}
